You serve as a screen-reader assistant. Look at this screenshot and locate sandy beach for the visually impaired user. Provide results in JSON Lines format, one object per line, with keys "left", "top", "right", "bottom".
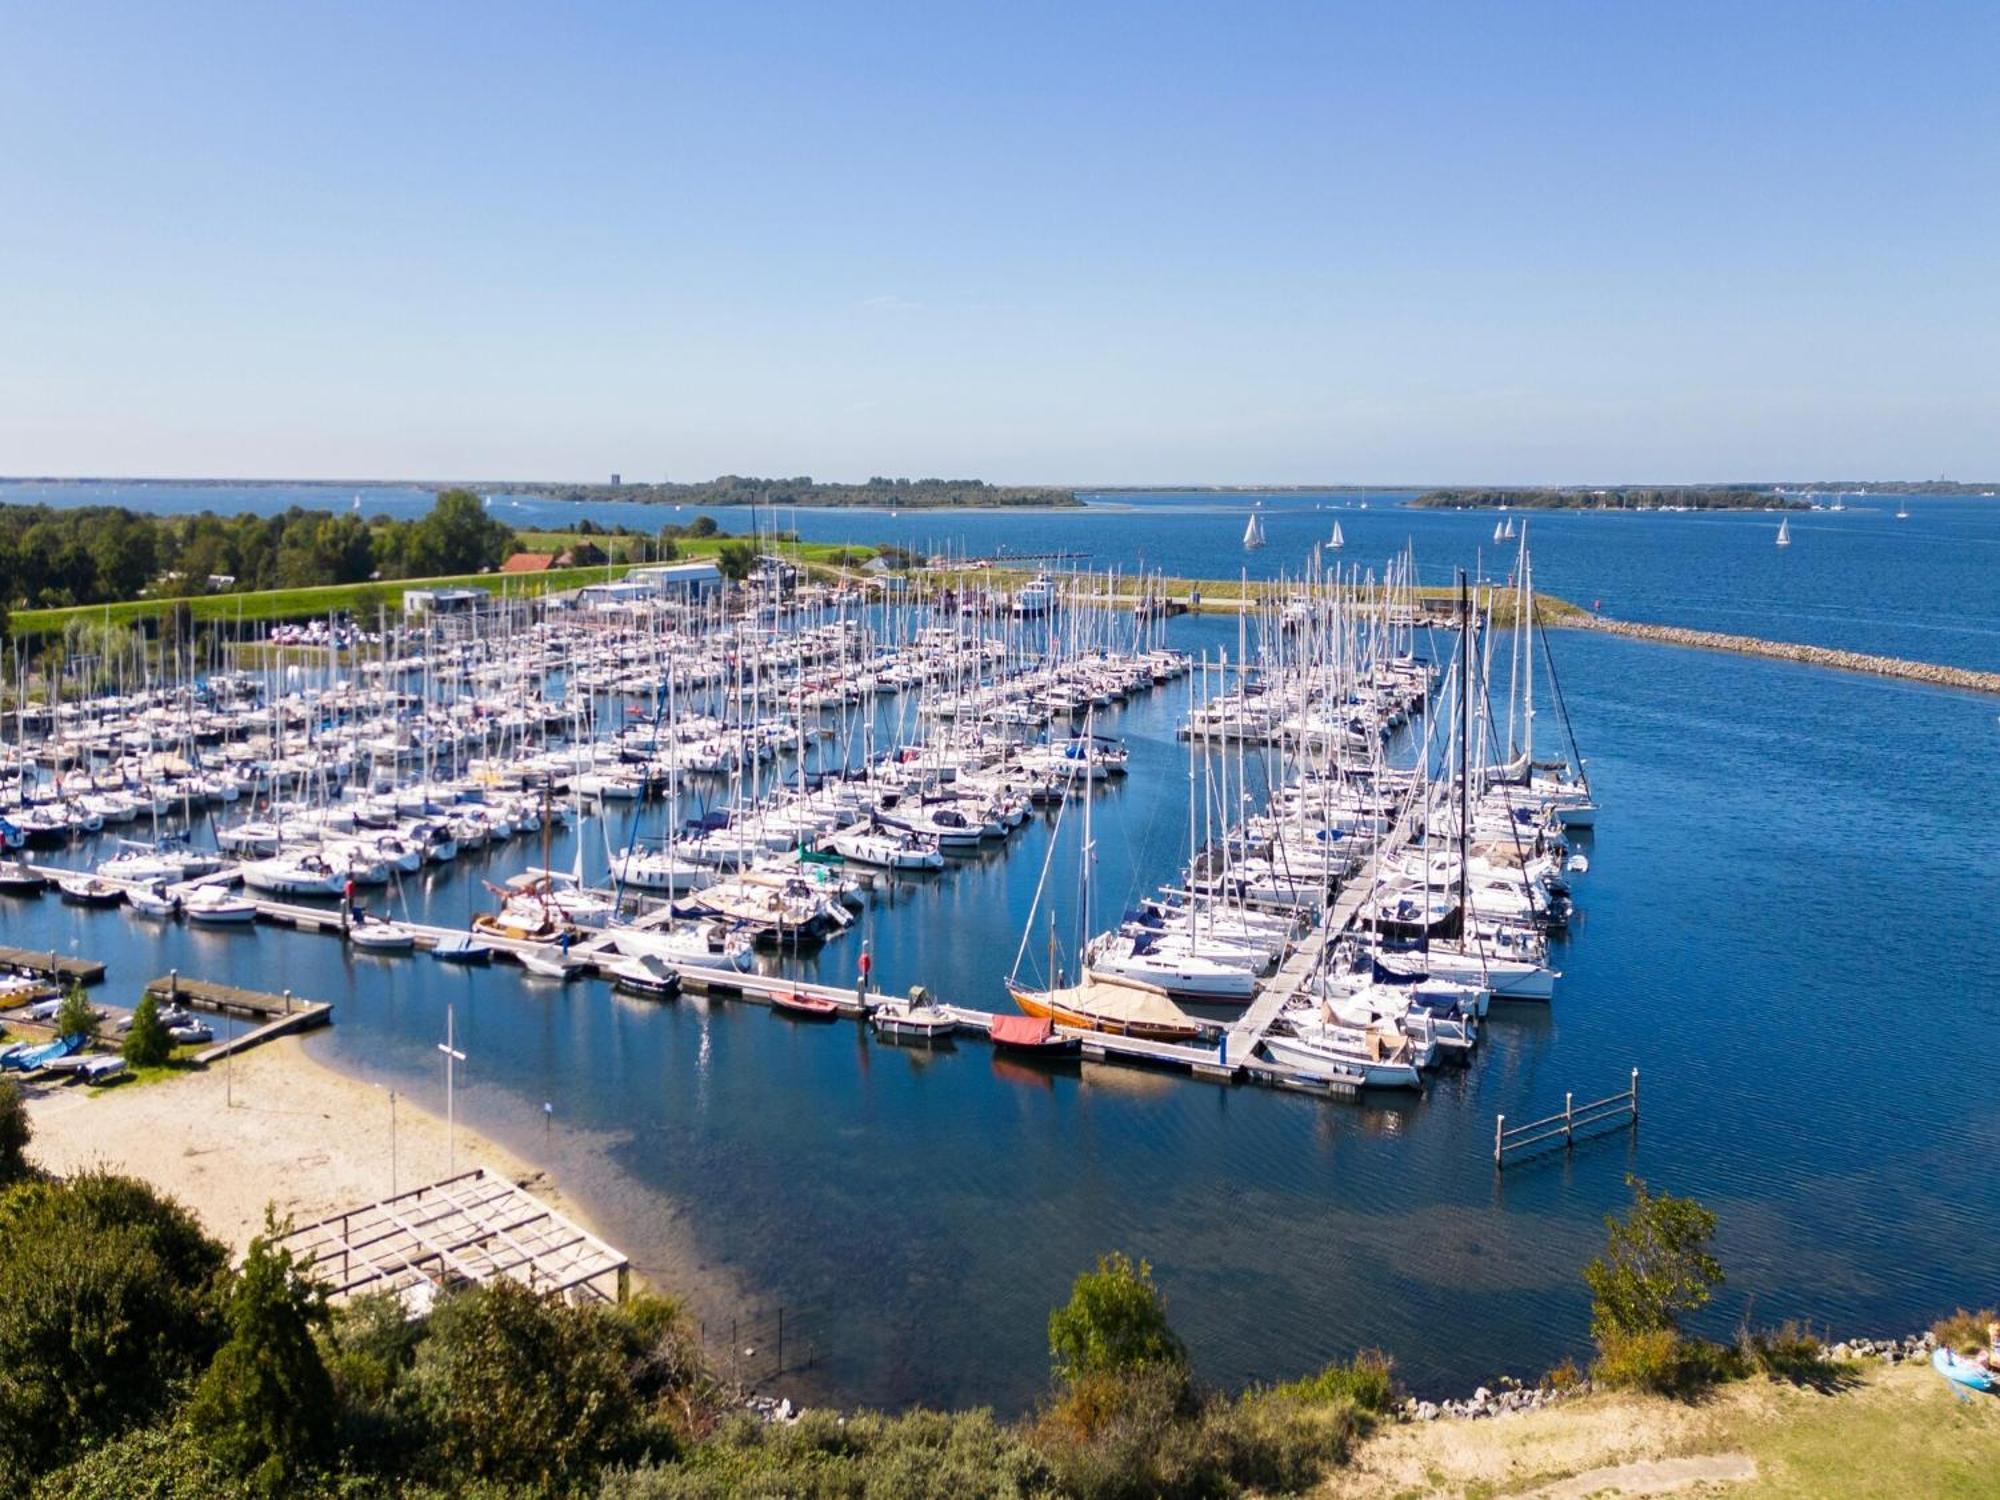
{"left": 22, "top": 1036, "right": 598, "bottom": 1256}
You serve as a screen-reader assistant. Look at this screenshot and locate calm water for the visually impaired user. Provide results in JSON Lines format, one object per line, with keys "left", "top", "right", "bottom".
{"left": 5, "top": 480, "right": 1997, "bottom": 670}
{"left": 4, "top": 485, "right": 1999, "bottom": 1410}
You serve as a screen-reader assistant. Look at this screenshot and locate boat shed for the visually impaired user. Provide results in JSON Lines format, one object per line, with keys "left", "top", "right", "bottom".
{"left": 627, "top": 560, "right": 723, "bottom": 598}
{"left": 279, "top": 1168, "right": 630, "bottom": 1309}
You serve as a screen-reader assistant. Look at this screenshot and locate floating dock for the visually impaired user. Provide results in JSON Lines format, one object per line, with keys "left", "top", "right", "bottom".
{"left": 0, "top": 943, "right": 106, "bottom": 986}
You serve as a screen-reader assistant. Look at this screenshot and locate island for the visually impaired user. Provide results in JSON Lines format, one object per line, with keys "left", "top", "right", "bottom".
{"left": 509, "top": 475, "right": 1082, "bottom": 509}
{"left": 1410, "top": 486, "right": 1807, "bottom": 511}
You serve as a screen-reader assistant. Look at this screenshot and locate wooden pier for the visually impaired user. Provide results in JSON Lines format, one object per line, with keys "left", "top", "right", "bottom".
{"left": 0, "top": 943, "right": 106, "bottom": 986}
{"left": 145, "top": 971, "right": 334, "bottom": 1062}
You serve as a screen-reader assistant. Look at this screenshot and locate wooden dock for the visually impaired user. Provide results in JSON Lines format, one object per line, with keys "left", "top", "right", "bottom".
{"left": 0, "top": 943, "right": 106, "bottom": 986}
{"left": 145, "top": 972, "right": 334, "bottom": 1062}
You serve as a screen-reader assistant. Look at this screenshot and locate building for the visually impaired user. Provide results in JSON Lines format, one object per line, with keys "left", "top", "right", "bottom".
{"left": 610, "top": 472, "right": 622, "bottom": 486}
{"left": 626, "top": 560, "right": 724, "bottom": 599}
{"left": 500, "top": 552, "right": 557, "bottom": 574}
{"left": 402, "top": 587, "right": 486, "bottom": 615}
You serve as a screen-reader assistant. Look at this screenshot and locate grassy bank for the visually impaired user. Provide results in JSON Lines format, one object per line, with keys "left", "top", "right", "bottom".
{"left": 9, "top": 561, "right": 643, "bottom": 636}
{"left": 1326, "top": 1358, "right": 2000, "bottom": 1498}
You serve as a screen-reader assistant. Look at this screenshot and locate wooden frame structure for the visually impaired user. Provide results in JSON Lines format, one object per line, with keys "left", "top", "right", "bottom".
{"left": 280, "top": 1168, "right": 629, "bottom": 1306}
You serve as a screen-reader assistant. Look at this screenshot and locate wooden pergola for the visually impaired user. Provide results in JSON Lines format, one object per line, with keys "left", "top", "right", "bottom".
{"left": 280, "top": 1168, "right": 629, "bottom": 1308}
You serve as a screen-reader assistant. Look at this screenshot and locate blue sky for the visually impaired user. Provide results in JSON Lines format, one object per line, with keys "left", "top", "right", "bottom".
{"left": 2, "top": 2, "right": 1996, "bottom": 484}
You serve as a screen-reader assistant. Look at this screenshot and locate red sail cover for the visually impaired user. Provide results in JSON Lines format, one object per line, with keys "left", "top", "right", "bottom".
{"left": 990, "top": 1015, "right": 1056, "bottom": 1046}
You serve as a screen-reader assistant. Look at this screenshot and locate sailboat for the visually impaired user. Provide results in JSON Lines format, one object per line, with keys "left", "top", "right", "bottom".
{"left": 1896, "top": 499, "right": 1911, "bottom": 520}
{"left": 1242, "top": 507, "right": 1266, "bottom": 550}
{"left": 1329, "top": 520, "right": 1344, "bottom": 550}
{"left": 1775, "top": 517, "right": 1791, "bottom": 548}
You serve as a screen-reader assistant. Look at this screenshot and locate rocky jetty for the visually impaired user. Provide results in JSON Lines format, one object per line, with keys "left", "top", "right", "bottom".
{"left": 1572, "top": 618, "right": 2000, "bottom": 697}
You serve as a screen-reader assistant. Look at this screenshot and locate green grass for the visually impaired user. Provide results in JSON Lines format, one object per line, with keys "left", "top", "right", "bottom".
{"left": 11, "top": 561, "right": 645, "bottom": 636}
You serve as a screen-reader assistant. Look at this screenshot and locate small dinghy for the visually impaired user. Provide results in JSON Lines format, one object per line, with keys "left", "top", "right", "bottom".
{"left": 183, "top": 885, "right": 257, "bottom": 925}
{"left": 431, "top": 933, "right": 493, "bottom": 965}
{"left": 126, "top": 884, "right": 179, "bottom": 919}
{"left": 518, "top": 948, "right": 583, "bottom": 980}
{"left": 772, "top": 989, "right": 841, "bottom": 1021}
{"left": 988, "top": 1013, "right": 1081, "bottom": 1057}
{"left": 608, "top": 953, "right": 681, "bottom": 1000}
{"left": 349, "top": 917, "right": 417, "bottom": 953}
{"left": 59, "top": 875, "right": 123, "bottom": 908}
{"left": 0, "top": 860, "right": 48, "bottom": 895}
{"left": 1933, "top": 1346, "right": 1996, "bottom": 1394}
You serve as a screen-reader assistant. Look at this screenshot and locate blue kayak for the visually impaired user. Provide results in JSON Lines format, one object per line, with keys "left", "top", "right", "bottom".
{"left": 1933, "top": 1346, "right": 1996, "bottom": 1393}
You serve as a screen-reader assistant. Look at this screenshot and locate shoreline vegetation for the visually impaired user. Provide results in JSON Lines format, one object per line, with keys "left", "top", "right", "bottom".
{"left": 8, "top": 1059, "right": 1997, "bottom": 1496}
{"left": 507, "top": 476, "right": 1083, "bottom": 509}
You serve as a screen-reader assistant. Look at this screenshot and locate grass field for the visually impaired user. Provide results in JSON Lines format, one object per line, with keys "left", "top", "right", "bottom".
{"left": 1322, "top": 1359, "right": 2000, "bottom": 1498}
{"left": 9, "top": 560, "right": 644, "bottom": 636}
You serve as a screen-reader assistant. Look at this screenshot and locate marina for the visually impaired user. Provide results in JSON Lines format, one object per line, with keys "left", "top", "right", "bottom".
{"left": 1, "top": 499, "right": 1994, "bottom": 1413}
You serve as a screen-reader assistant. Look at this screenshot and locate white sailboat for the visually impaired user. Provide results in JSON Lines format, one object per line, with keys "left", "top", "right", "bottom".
{"left": 1895, "top": 499, "right": 1910, "bottom": 520}
{"left": 1329, "top": 520, "right": 1344, "bottom": 550}
{"left": 1775, "top": 517, "right": 1791, "bottom": 548}
{"left": 1242, "top": 507, "right": 1266, "bottom": 550}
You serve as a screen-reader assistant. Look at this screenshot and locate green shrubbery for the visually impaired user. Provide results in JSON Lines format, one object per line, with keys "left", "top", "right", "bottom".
{"left": 122, "top": 990, "right": 172, "bottom": 1068}
{"left": 0, "top": 1075, "right": 31, "bottom": 1185}
{"left": 1931, "top": 1307, "right": 1998, "bottom": 1356}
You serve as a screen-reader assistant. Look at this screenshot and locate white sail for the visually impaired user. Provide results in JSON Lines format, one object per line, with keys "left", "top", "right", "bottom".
{"left": 1243, "top": 509, "right": 1266, "bottom": 549}
{"left": 1329, "top": 520, "right": 1344, "bottom": 550}
{"left": 1776, "top": 517, "right": 1791, "bottom": 547}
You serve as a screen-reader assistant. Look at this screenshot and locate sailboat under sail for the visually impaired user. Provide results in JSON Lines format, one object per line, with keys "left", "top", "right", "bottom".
{"left": 1243, "top": 507, "right": 1266, "bottom": 550}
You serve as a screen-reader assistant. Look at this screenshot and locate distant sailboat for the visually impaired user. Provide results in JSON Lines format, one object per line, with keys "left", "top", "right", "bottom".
{"left": 1493, "top": 519, "right": 1506, "bottom": 543}
{"left": 1329, "top": 520, "right": 1344, "bottom": 550}
{"left": 1896, "top": 499, "right": 1911, "bottom": 520}
{"left": 1242, "top": 507, "right": 1266, "bottom": 550}
{"left": 1829, "top": 494, "right": 1846, "bottom": 512}
{"left": 1775, "top": 517, "right": 1791, "bottom": 547}
{"left": 351, "top": 494, "right": 361, "bottom": 512}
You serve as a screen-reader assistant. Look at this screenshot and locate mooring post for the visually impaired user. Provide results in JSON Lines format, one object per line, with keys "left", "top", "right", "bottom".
{"left": 283, "top": 987, "right": 292, "bottom": 1016}
{"left": 1630, "top": 1067, "right": 1640, "bottom": 1124}
{"left": 169, "top": 968, "right": 178, "bottom": 1006}
{"left": 1564, "top": 1091, "right": 1574, "bottom": 1149}
{"left": 1494, "top": 1113, "right": 1505, "bottom": 1168}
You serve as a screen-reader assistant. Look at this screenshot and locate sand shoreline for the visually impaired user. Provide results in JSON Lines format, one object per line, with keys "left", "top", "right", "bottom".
{"left": 23, "top": 1035, "right": 604, "bottom": 1257}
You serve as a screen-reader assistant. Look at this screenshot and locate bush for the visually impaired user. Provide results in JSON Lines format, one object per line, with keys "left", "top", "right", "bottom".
{"left": 0, "top": 1075, "right": 31, "bottom": 1185}
{"left": 1736, "top": 1319, "right": 1827, "bottom": 1381}
{"left": 0, "top": 1171, "right": 228, "bottom": 1476}
{"left": 186, "top": 1212, "right": 335, "bottom": 1494}
{"left": 1199, "top": 1384, "right": 1362, "bottom": 1495}
{"left": 122, "top": 990, "right": 172, "bottom": 1068}
{"left": 1048, "top": 1252, "right": 1188, "bottom": 1387}
{"left": 1541, "top": 1356, "right": 1586, "bottom": 1394}
{"left": 608, "top": 1293, "right": 726, "bottom": 1442}
{"left": 54, "top": 979, "right": 97, "bottom": 1044}
{"left": 320, "top": 1289, "right": 424, "bottom": 1419}
{"left": 1031, "top": 1365, "right": 1211, "bottom": 1500}
{"left": 1931, "top": 1307, "right": 1998, "bottom": 1356}
{"left": 406, "top": 1278, "right": 639, "bottom": 1492}
{"left": 1592, "top": 1328, "right": 1743, "bottom": 1396}
{"left": 600, "top": 1407, "right": 1055, "bottom": 1499}
{"left": 1583, "top": 1176, "right": 1723, "bottom": 1344}
{"left": 1270, "top": 1351, "right": 1396, "bottom": 1415}
{"left": 29, "top": 1422, "right": 257, "bottom": 1500}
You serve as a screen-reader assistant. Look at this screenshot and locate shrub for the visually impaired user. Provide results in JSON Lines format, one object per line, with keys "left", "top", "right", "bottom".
{"left": 1031, "top": 1365, "right": 1212, "bottom": 1500}
{"left": 1736, "top": 1319, "right": 1826, "bottom": 1381}
{"left": 1592, "top": 1328, "right": 1743, "bottom": 1396}
{"left": 1931, "top": 1307, "right": 1998, "bottom": 1356}
{"left": 1200, "top": 1384, "right": 1362, "bottom": 1495}
{"left": 320, "top": 1289, "right": 424, "bottom": 1418}
{"left": 600, "top": 1408, "right": 1055, "bottom": 1499}
{"left": 122, "top": 990, "right": 172, "bottom": 1068}
{"left": 1270, "top": 1350, "right": 1396, "bottom": 1415}
{"left": 1541, "top": 1356, "right": 1586, "bottom": 1394}
{"left": 28, "top": 1422, "right": 256, "bottom": 1500}
{"left": 1583, "top": 1176, "right": 1723, "bottom": 1344}
{"left": 186, "top": 1212, "right": 336, "bottom": 1494}
{"left": 406, "top": 1278, "right": 639, "bottom": 1492}
{"left": 54, "top": 979, "right": 97, "bottom": 1044}
{"left": 0, "top": 1075, "right": 31, "bottom": 1185}
{"left": 0, "top": 1171, "right": 227, "bottom": 1476}
{"left": 608, "top": 1293, "right": 726, "bottom": 1442}
{"left": 1048, "top": 1252, "right": 1188, "bottom": 1387}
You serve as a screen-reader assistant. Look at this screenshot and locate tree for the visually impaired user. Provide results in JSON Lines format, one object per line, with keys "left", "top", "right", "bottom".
{"left": 686, "top": 514, "right": 719, "bottom": 538}
{"left": 0, "top": 1171, "right": 227, "bottom": 1476}
{"left": 55, "top": 979, "right": 98, "bottom": 1044}
{"left": 1048, "top": 1252, "right": 1187, "bottom": 1386}
{"left": 122, "top": 990, "right": 172, "bottom": 1068}
{"left": 714, "top": 540, "right": 758, "bottom": 581}
{"left": 404, "top": 489, "right": 515, "bottom": 578}
{"left": 187, "top": 1211, "right": 334, "bottom": 1494}
{"left": 0, "top": 1077, "right": 31, "bottom": 1186}
{"left": 653, "top": 529, "right": 679, "bottom": 562}
{"left": 1583, "top": 1175, "right": 1724, "bottom": 1343}
{"left": 409, "top": 1278, "right": 638, "bottom": 1491}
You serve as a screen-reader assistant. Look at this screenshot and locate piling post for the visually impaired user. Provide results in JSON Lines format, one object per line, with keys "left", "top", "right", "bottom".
{"left": 1494, "top": 1113, "right": 1505, "bottom": 1168}
{"left": 283, "top": 987, "right": 292, "bottom": 1016}
{"left": 1564, "top": 1091, "right": 1574, "bottom": 1149}
{"left": 1630, "top": 1067, "right": 1640, "bottom": 1124}
{"left": 169, "top": 968, "right": 178, "bottom": 1006}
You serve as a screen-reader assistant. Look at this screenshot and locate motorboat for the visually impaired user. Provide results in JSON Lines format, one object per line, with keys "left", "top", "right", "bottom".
{"left": 0, "top": 860, "right": 49, "bottom": 895}
{"left": 183, "top": 885, "right": 258, "bottom": 925}
{"left": 870, "top": 990, "right": 957, "bottom": 1041}
{"left": 240, "top": 852, "right": 347, "bottom": 898}
{"left": 608, "top": 952, "right": 681, "bottom": 1000}
{"left": 826, "top": 823, "right": 944, "bottom": 871}
{"left": 58, "top": 875, "right": 123, "bottom": 908}
{"left": 349, "top": 916, "right": 417, "bottom": 952}
{"left": 517, "top": 948, "right": 584, "bottom": 980}
{"left": 126, "top": 884, "right": 180, "bottom": 919}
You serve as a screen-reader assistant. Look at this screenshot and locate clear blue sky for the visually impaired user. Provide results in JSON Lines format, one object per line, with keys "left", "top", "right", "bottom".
{"left": 3, "top": 1, "right": 1996, "bottom": 484}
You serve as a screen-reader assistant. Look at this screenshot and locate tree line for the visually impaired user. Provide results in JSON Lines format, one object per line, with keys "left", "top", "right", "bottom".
{"left": 514, "top": 475, "right": 1080, "bottom": 509}
{"left": 1412, "top": 487, "right": 1805, "bottom": 511}
{"left": 0, "top": 489, "right": 518, "bottom": 614}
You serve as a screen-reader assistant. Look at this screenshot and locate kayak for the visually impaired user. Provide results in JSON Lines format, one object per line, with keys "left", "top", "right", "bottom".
{"left": 1932, "top": 1346, "right": 1996, "bottom": 1393}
